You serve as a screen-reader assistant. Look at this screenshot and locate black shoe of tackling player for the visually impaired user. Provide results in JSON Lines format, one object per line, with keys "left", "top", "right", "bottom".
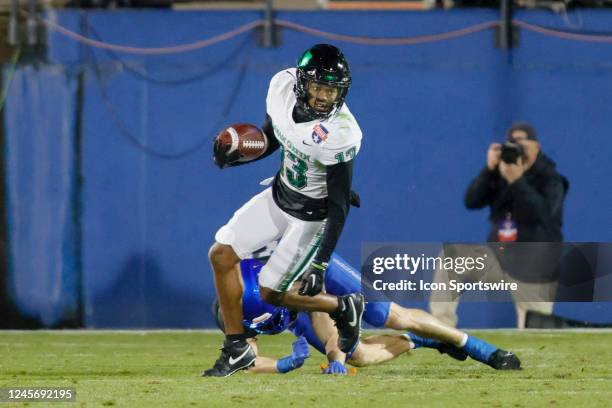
{"left": 332, "top": 293, "right": 365, "bottom": 354}
{"left": 487, "top": 349, "right": 521, "bottom": 370}
{"left": 437, "top": 343, "right": 469, "bottom": 361}
{"left": 202, "top": 341, "right": 256, "bottom": 377}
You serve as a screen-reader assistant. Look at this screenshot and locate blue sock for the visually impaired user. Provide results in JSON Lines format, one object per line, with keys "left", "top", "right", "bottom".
{"left": 406, "top": 332, "right": 444, "bottom": 350}
{"left": 461, "top": 335, "right": 497, "bottom": 363}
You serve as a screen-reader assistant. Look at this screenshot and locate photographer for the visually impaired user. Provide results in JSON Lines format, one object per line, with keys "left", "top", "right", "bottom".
{"left": 429, "top": 123, "right": 569, "bottom": 328}
{"left": 465, "top": 123, "right": 567, "bottom": 243}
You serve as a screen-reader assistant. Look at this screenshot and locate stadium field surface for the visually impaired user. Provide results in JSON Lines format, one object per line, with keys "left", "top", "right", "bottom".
{"left": 1, "top": 330, "right": 611, "bottom": 407}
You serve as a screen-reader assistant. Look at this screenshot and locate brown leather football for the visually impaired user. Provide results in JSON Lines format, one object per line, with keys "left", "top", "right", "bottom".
{"left": 215, "top": 123, "right": 268, "bottom": 162}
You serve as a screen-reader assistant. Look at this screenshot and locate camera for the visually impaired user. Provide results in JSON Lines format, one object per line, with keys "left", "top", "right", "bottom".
{"left": 501, "top": 141, "right": 524, "bottom": 164}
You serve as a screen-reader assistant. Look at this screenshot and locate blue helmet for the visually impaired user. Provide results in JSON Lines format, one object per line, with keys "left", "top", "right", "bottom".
{"left": 212, "top": 258, "right": 293, "bottom": 336}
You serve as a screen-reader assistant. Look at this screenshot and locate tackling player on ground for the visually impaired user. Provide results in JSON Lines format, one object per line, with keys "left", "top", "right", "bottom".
{"left": 204, "top": 44, "right": 365, "bottom": 377}
{"left": 213, "top": 253, "right": 522, "bottom": 374}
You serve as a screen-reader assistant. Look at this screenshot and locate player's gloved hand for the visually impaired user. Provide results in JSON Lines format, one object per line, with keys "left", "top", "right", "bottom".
{"left": 298, "top": 261, "right": 327, "bottom": 296}
{"left": 350, "top": 189, "right": 360, "bottom": 208}
{"left": 323, "top": 361, "right": 348, "bottom": 375}
{"left": 276, "top": 336, "right": 310, "bottom": 373}
{"left": 291, "top": 336, "right": 310, "bottom": 368}
{"left": 213, "top": 137, "right": 241, "bottom": 169}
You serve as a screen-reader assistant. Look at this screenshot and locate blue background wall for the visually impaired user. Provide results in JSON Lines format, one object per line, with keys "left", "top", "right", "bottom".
{"left": 4, "top": 9, "right": 612, "bottom": 328}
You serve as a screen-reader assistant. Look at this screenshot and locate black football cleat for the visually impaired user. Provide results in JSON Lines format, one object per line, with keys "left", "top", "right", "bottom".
{"left": 487, "top": 349, "right": 521, "bottom": 370}
{"left": 332, "top": 294, "right": 365, "bottom": 354}
{"left": 202, "top": 341, "right": 256, "bottom": 377}
{"left": 437, "top": 343, "right": 468, "bottom": 361}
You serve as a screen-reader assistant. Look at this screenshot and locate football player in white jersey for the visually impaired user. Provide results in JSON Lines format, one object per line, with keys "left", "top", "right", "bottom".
{"left": 203, "top": 44, "right": 365, "bottom": 377}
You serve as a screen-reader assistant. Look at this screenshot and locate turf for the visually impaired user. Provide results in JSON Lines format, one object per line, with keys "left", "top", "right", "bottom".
{"left": 0, "top": 330, "right": 611, "bottom": 407}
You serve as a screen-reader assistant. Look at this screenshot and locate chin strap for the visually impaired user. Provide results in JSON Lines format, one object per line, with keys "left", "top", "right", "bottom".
{"left": 293, "top": 100, "right": 340, "bottom": 123}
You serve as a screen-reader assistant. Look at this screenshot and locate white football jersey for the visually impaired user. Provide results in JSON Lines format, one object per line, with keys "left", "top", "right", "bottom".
{"left": 266, "top": 68, "right": 362, "bottom": 199}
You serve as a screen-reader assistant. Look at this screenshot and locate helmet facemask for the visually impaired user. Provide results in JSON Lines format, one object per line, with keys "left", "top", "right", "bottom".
{"left": 296, "top": 72, "right": 349, "bottom": 120}
{"left": 294, "top": 44, "right": 351, "bottom": 121}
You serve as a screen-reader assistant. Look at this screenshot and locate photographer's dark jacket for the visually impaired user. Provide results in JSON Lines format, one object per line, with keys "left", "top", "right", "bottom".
{"left": 464, "top": 153, "right": 568, "bottom": 242}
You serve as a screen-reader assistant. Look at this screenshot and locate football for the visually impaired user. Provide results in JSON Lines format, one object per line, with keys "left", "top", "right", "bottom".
{"left": 215, "top": 123, "right": 268, "bottom": 162}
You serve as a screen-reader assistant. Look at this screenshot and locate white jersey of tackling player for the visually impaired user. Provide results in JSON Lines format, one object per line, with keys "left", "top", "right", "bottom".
{"left": 266, "top": 68, "right": 362, "bottom": 200}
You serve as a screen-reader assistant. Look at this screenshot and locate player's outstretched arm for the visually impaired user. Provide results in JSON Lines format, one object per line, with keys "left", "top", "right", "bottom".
{"left": 246, "top": 336, "right": 310, "bottom": 374}
{"left": 311, "top": 310, "right": 412, "bottom": 368}
{"left": 310, "top": 312, "right": 349, "bottom": 374}
{"left": 247, "top": 356, "right": 283, "bottom": 374}
{"left": 243, "top": 338, "right": 283, "bottom": 374}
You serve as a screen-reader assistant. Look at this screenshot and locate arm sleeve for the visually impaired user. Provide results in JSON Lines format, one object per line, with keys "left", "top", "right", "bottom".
{"left": 257, "top": 114, "right": 280, "bottom": 160}
{"left": 314, "top": 160, "right": 353, "bottom": 265}
{"left": 464, "top": 167, "right": 499, "bottom": 209}
{"left": 225, "top": 114, "right": 279, "bottom": 167}
{"left": 508, "top": 175, "right": 566, "bottom": 226}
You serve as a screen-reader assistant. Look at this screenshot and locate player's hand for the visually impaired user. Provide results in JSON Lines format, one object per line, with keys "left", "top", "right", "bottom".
{"left": 487, "top": 143, "right": 502, "bottom": 170}
{"left": 299, "top": 261, "right": 327, "bottom": 296}
{"left": 277, "top": 337, "right": 310, "bottom": 373}
{"left": 350, "top": 190, "right": 361, "bottom": 208}
{"left": 213, "top": 137, "right": 241, "bottom": 169}
{"left": 323, "top": 361, "right": 347, "bottom": 375}
{"left": 291, "top": 336, "right": 310, "bottom": 368}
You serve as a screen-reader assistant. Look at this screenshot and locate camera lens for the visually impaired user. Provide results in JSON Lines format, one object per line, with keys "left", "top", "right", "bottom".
{"left": 501, "top": 142, "right": 523, "bottom": 164}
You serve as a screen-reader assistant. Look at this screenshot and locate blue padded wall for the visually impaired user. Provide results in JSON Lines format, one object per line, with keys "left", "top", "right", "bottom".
{"left": 4, "top": 9, "right": 612, "bottom": 327}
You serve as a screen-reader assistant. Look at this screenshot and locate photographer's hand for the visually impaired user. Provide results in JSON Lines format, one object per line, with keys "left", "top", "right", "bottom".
{"left": 487, "top": 143, "right": 502, "bottom": 170}
{"left": 499, "top": 158, "right": 525, "bottom": 184}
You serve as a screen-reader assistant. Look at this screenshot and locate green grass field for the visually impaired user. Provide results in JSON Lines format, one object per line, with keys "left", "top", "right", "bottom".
{"left": 1, "top": 330, "right": 611, "bottom": 407}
